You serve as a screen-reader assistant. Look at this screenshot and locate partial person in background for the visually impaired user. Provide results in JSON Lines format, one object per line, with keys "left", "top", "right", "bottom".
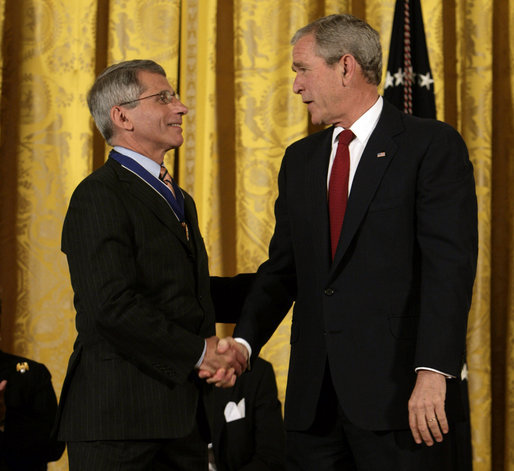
{"left": 209, "top": 276, "right": 285, "bottom": 470}
{"left": 209, "top": 356, "right": 285, "bottom": 471}
{"left": 0, "top": 301, "right": 64, "bottom": 470}
{"left": 207, "top": 14, "right": 478, "bottom": 471}
{"left": 57, "top": 59, "right": 247, "bottom": 470}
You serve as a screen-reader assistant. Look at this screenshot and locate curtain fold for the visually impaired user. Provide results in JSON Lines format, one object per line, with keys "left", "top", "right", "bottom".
{"left": 0, "top": 0, "right": 96, "bottom": 384}
{"left": 179, "top": 0, "right": 222, "bottom": 270}
{"left": 456, "top": 1, "right": 494, "bottom": 467}
{"left": 0, "top": 2, "right": 512, "bottom": 470}
{"left": 492, "top": 1, "right": 514, "bottom": 469}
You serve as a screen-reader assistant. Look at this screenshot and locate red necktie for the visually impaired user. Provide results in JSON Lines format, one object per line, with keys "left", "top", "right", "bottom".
{"left": 329, "top": 129, "right": 355, "bottom": 260}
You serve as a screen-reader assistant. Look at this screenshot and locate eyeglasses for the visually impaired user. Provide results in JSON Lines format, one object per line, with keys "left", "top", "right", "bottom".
{"left": 118, "top": 89, "right": 180, "bottom": 107}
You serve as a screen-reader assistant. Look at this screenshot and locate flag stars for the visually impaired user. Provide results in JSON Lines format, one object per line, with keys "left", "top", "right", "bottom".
{"left": 418, "top": 72, "right": 434, "bottom": 89}
{"left": 394, "top": 68, "right": 404, "bottom": 85}
{"left": 385, "top": 68, "right": 434, "bottom": 90}
{"left": 384, "top": 70, "right": 394, "bottom": 89}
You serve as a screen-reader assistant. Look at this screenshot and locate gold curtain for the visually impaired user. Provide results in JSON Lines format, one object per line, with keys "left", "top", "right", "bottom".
{"left": 0, "top": 1, "right": 512, "bottom": 470}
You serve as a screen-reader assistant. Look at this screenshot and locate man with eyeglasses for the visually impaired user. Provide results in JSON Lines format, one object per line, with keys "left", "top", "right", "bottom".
{"left": 56, "top": 59, "right": 248, "bottom": 470}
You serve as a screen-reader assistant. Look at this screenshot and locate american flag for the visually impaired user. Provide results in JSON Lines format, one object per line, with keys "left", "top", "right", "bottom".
{"left": 383, "top": 0, "right": 436, "bottom": 118}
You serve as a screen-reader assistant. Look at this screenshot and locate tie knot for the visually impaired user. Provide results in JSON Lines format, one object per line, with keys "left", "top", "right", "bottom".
{"left": 159, "top": 165, "right": 171, "bottom": 182}
{"left": 338, "top": 129, "right": 355, "bottom": 146}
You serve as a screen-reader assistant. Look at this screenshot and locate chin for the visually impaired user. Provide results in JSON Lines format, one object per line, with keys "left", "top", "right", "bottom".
{"left": 171, "top": 137, "right": 184, "bottom": 148}
{"left": 310, "top": 116, "right": 324, "bottom": 126}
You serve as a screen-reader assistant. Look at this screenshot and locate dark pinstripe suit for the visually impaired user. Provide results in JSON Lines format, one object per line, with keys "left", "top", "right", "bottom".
{"left": 57, "top": 156, "right": 215, "bottom": 445}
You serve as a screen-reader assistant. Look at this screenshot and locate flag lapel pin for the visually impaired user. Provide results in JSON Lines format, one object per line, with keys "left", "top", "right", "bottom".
{"left": 376, "top": 151, "right": 386, "bottom": 158}
{"left": 16, "top": 362, "right": 29, "bottom": 373}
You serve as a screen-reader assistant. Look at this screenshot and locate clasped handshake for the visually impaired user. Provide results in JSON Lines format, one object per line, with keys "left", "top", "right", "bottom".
{"left": 197, "top": 336, "right": 249, "bottom": 388}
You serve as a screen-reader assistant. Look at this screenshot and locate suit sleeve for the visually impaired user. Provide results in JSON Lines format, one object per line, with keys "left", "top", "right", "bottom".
{"left": 414, "top": 123, "right": 478, "bottom": 376}
{"left": 210, "top": 273, "right": 256, "bottom": 323}
{"left": 62, "top": 178, "right": 205, "bottom": 386}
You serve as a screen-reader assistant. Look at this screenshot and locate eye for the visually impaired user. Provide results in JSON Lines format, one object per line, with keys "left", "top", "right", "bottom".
{"left": 158, "top": 91, "right": 171, "bottom": 104}
{"left": 158, "top": 90, "right": 180, "bottom": 104}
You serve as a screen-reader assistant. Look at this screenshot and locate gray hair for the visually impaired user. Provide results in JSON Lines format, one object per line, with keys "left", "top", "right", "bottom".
{"left": 291, "top": 14, "right": 382, "bottom": 86}
{"left": 87, "top": 59, "right": 166, "bottom": 144}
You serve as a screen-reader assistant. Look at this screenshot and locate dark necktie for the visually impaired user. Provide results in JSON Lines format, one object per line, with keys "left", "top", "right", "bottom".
{"left": 329, "top": 129, "right": 355, "bottom": 260}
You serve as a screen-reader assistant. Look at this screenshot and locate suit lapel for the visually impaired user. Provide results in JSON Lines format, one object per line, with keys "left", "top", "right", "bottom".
{"left": 305, "top": 128, "right": 333, "bottom": 276}
{"left": 183, "top": 195, "right": 203, "bottom": 258}
{"left": 108, "top": 159, "right": 192, "bottom": 251}
{"left": 330, "top": 103, "right": 404, "bottom": 274}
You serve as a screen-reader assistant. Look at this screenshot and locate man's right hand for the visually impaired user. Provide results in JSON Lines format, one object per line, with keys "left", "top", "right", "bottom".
{"left": 198, "top": 337, "right": 248, "bottom": 388}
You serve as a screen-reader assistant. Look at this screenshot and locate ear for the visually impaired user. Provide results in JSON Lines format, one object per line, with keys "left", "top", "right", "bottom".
{"left": 110, "top": 105, "right": 134, "bottom": 132}
{"left": 339, "top": 54, "right": 357, "bottom": 86}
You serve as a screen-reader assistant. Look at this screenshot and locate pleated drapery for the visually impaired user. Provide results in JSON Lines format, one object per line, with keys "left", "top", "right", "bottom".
{"left": 0, "top": 1, "right": 512, "bottom": 469}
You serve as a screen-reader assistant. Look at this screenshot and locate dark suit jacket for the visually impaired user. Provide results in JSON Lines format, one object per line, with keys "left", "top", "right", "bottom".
{"left": 0, "top": 351, "right": 64, "bottom": 470}
{"left": 211, "top": 358, "right": 285, "bottom": 471}
{"left": 234, "top": 100, "right": 478, "bottom": 432}
{"left": 57, "top": 154, "right": 216, "bottom": 440}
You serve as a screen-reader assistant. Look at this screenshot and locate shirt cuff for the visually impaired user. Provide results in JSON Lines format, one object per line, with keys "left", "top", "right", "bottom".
{"left": 195, "top": 340, "right": 207, "bottom": 369}
{"left": 415, "top": 366, "right": 455, "bottom": 379}
{"left": 234, "top": 338, "right": 252, "bottom": 370}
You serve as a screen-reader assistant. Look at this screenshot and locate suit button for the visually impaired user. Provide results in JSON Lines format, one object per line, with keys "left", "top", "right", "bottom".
{"left": 324, "top": 288, "right": 335, "bottom": 296}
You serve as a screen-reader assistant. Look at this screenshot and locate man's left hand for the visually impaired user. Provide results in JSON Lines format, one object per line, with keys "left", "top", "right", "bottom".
{"left": 408, "top": 370, "right": 449, "bottom": 446}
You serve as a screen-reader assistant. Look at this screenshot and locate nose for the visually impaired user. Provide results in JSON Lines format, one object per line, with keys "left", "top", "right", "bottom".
{"left": 173, "top": 98, "right": 188, "bottom": 115}
{"left": 292, "top": 75, "right": 303, "bottom": 95}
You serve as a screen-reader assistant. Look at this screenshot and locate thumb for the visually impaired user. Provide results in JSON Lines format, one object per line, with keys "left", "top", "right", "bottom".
{"left": 217, "top": 338, "right": 230, "bottom": 354}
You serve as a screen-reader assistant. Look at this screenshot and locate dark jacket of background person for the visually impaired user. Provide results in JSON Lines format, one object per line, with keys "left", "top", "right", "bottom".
{"left": 211, "top": 357, "right": 285, "bottom": 471}
{"left": 0, "top": 351, "right": 64, "bottom": 470}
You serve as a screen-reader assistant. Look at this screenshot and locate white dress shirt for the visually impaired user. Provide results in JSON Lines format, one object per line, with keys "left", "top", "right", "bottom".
{"left": 327, "top": 96, "right": 383, "bottom": 193}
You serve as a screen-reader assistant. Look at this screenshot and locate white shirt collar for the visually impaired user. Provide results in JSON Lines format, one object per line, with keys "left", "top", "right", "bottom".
{"left": 332, "top": 95, "right": 383, "bottom": 146}
{"left": 113, "top": 146, "right": 162, "bottom": 179}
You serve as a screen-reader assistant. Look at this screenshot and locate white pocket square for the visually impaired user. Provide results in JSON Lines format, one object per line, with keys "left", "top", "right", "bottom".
{"left": 224, "top": 398, "right": 245, "bottom": 422}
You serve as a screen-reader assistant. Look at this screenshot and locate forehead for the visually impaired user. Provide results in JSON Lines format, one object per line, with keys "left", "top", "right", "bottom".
{"left": 137, "top": 70, "right": 172, "bottom": 91}
{"left": 292, "top": 34, "right": 320, "bottom": 65}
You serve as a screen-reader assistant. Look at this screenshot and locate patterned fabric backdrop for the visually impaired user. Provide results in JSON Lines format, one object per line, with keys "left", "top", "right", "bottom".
{"left": 0, "top": 1, "right": 512, "bottom": 470}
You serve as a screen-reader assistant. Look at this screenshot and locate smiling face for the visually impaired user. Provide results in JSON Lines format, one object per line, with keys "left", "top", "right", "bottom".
{"left": 292, "top": 34, "right": 347, "bottom": 127}
{"left": 115, "top": 70, "right": 188, "bottom": 163}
